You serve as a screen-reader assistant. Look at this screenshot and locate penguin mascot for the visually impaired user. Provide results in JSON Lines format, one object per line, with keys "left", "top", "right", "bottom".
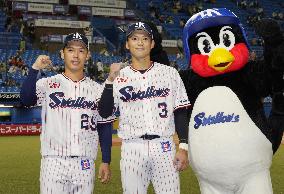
{"left": 179, "top": 8, "right": 284, "bottom": 194}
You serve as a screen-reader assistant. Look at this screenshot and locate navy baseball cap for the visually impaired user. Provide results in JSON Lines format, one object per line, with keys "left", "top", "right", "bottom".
{"left": 63, "top": 32, "right": 89, "bottom": 50}
{"left": 126, "top": 22, "right": 153, "bottom": 39}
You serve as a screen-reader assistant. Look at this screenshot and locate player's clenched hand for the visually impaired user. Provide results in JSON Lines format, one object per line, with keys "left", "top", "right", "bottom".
{"left": 173, "top": 149, "right": 189, "bottom": 172}
{"left": 32, "top": 55, "right": 52, "bottom": 70}
{"left": 107, "top": 63, "right": 121, "bottom": 82}
{"left": 98, "top": 163, "right": 111, "bottom": 184}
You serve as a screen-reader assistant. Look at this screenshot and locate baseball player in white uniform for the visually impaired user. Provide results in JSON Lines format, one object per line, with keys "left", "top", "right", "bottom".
{"left": 111, "top": 22, "right": 191, "bottom": 194}
{"left": 20, "top": 32, "right": 119, "bottom": 194}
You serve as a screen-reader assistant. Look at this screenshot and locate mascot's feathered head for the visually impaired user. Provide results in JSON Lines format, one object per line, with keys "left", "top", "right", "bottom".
{"left": 183, "top": 8, "right": 250, "bottom": 77}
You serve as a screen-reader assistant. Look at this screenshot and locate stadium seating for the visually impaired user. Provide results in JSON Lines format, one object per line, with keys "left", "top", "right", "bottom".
{"left": 134, "top": 0, "right": 283, "bottom": 61}
{"left": 0, "top": 0, "right": 279, "bottom": 124}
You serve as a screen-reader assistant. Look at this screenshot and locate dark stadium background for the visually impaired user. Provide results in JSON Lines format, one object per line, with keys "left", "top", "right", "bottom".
{"left": 0, "top": 0, "right": 283, "bottom": 193}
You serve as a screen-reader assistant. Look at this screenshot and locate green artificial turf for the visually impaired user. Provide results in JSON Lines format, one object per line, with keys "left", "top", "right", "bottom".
{"left": 0, "top": 136, "right": 283, "bottom": 194}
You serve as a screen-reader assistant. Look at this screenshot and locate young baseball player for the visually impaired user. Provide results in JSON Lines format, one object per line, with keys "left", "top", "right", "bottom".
{"left": 20, "top": 32, "right": 119, "bottom": 194}
{"left": 112, "top": 22, "right": 191, "bottom": 194}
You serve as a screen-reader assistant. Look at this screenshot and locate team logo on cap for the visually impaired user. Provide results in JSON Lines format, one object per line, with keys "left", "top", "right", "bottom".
{"left": 64, "top": 32, "right": 89, "bottom": 49}
{"left": 127, "top": 22, "right": 153, "bottom": 39}
{"left": 73, "top": 32, "right": 83, "bottom": 40}
{"left": 189, "top": 9, "right": 222, "bottom": 23}
{"left": 134, "top": 22, "right": 146, "bottom": 29}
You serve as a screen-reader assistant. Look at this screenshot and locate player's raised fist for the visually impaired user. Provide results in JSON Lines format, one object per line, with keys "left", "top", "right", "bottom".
{"left": 107, "top": 63, "right": 121, "bottom": 82}
{"left": 32, "top": 55, "right": 52, "bottom": 70}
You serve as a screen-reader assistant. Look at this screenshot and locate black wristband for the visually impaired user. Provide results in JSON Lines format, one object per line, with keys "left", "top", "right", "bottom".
{"left": 179, "top": 138, "right": 188, "bottom": 144}
{"left": 105, "top": 84, "right": 113, "bottom": 89}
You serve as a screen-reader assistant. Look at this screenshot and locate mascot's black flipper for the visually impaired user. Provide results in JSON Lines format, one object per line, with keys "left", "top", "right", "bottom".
{"left": 255, "top": 19, "right": 284, "bottom": 153}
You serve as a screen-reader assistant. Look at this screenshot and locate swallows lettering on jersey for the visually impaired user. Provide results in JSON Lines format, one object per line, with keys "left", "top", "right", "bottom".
{"left": 119, "top": 86, "right": 170, "bottom": 102}
{"left": 49, "top": 82, "right": 60, "bottom": 89}
{"left": 194, "top": 112, "right": 240, "bottom": 129}
{"left": 49, "top": 92, "right": 97, "bottom": 110}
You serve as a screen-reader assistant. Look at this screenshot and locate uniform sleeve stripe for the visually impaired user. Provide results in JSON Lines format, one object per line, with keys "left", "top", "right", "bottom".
{"left": 174, "top": 103, "right": 191, "bottom": 110}
{"left": 97, "top": 118, "right": 116, "bottom": 124}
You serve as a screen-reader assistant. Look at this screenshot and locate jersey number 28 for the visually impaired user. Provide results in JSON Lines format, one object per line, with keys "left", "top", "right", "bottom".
{"left": 81, "top": 114, "right": 97, "bottom": 131}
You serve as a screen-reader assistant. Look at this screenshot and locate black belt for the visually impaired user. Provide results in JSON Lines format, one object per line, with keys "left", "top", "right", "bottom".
{"left": 140, "top": 134, "right": 160, "bottom": 140}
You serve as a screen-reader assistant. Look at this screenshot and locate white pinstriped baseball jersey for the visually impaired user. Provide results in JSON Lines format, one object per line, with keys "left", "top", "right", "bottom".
{"left": 113, "top": 62, "right": 191, "bottom": 140}
{"left": 36, "top": 73, "right": 113, "bottom": 158}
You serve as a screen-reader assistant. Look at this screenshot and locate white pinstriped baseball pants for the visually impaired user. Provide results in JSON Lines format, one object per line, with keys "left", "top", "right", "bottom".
{"left": 40, "top": 156, "right": 95, "bottom": 194}
{"left": 120, "top": 137, "right": 180, "bottom": 194}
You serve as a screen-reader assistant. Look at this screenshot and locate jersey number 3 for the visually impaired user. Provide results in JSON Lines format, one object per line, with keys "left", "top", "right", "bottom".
{"left": 81, "top": 114, "right": 97, "bottom": 131}
{"left": 158, "top": 102, "right": 168, "bottom": 118}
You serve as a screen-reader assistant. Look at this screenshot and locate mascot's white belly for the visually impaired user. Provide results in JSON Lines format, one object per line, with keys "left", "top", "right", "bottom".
{"left": 188, "top": 86, "right": 272, "bottom": 182}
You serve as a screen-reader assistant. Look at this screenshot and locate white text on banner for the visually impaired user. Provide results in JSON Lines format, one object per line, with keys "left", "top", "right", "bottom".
{"left": 69, "top": 0, "right": 126, "bottom": 8}
{"left": 35, "top": 19, "right": 90, "bottom": 28}
{"left": 92, "top": 7, "right": 124, "bottom": 17}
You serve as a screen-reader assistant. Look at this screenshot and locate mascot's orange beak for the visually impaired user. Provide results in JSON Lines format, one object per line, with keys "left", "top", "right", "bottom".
{"left": 208, "top": 48, "right": 235, "bottom": 72}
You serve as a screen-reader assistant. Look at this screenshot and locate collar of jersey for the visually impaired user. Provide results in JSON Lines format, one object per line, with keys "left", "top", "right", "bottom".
{"left": 61, "top": 73, "right": 86, "bottom": 83}
{"left": 130, "top": 61, "right": 154, "bottom": 73}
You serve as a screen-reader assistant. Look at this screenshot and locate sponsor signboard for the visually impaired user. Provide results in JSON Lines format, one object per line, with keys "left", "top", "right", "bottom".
{"left": 69, "top": 0, "right": 126, "bottom": 8}
{"left": 12, "top": 2, "right": 28, "bottom": 11}
{"left": 162, "top": 40, "right": 178, "bottom": 48}
{"left": 35, "top": 19, "right": 90, "bottom": 28}
{"left": 0, "top": 93, "right": 20, "bottom": 103}
{"left": 28, "top": 3, "right": 53, "bottom": 12}
{"left": 12, "top": 0, "right": 59, "bottom": 3}
{"left": 78, "top": 6, "right": 92, "bottom": 15}
{"left": 92, "top": 7, "right": 124, "bottom": 17}
{"left": 0, "top": 124, "right": 41, "bottom": 136}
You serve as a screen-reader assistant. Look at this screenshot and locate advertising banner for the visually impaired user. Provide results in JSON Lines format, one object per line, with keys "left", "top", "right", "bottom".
{"left": 69, "top": 0, "right": 126, "bottom": 8}
{"left": 35, "top": 19, "right": 90, "bottom": 28}
{"left": 78, "top": 6, "right": 92, "bottom": 15}
{"left": 12, "top": 0, "right": 59, "bottom": 4}
{"left": 0, "top": 124, "right": 41, "bottom": 136}
{"left": 12, "top": 2, "right": 28, "bottom": 11}
{"left": 48, "top": 35, "right": 63, "bottom": 42}
{"left": 92, "top": 7, "right": 124, "bottom": 17}
{"left": 23, "top": 13, "right": 76, "bottom": 21}
{"left": 93, "top": 36, "right": 105, "bottom": 44}
{"left": 162, "top": 40, "right": 178, "bottom": 48}
{"left": 124, "top": 9, "right": 136, "bottom": 18}
{"left": 28, "top": 3, "right": 53, "bottom": 12}
{"left": 53, "top": 5, "right": 69, "bottom": 14}
{"left": 0, "top": 93, "right": 20, "bottom": 103}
